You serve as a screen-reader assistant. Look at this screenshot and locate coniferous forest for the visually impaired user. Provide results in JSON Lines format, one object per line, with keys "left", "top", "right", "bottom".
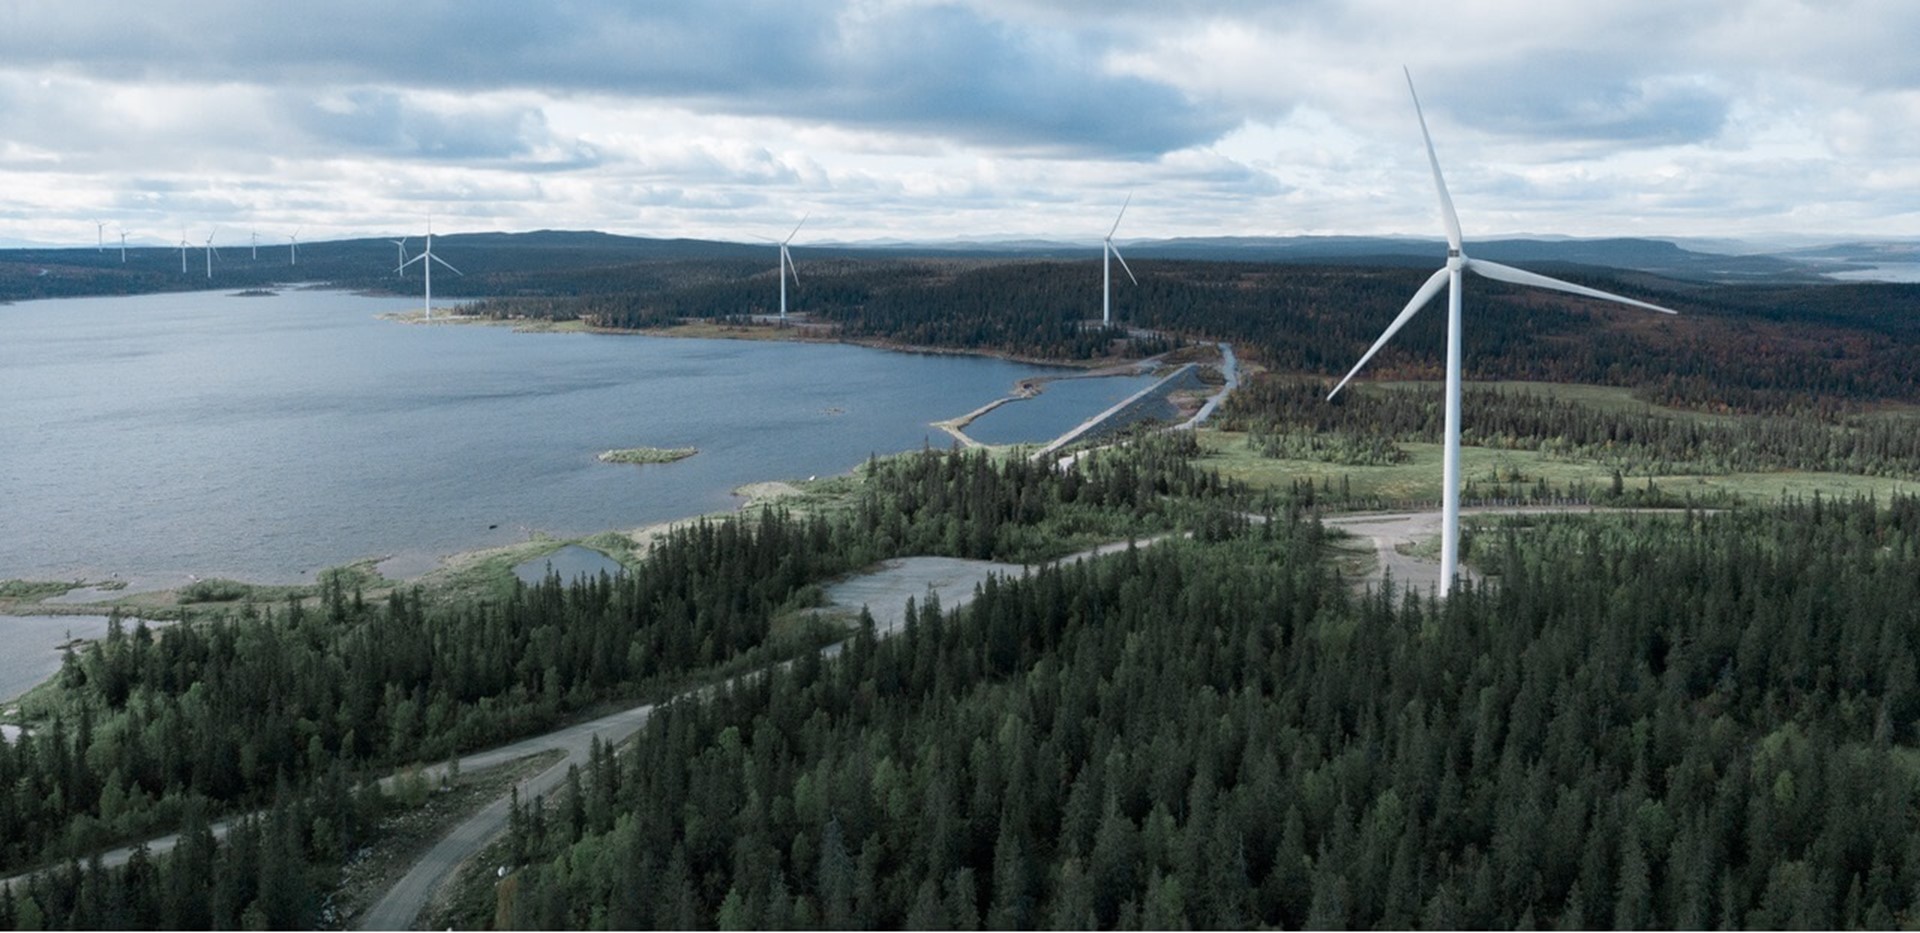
{"left": 7, "top": 438, "right": 1920, "bottom": 928}
{"left": 488, "top": 497, "right": 1920, "bottom": 930}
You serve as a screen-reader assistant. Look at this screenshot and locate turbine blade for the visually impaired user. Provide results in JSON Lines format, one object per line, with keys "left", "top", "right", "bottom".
{"left": 431, "top": 254, "right": 463, "bottom": 276}
{"left": 1108, "top": 192, "right": 1132, "bottom": 239}
{"left": 1328, "top": 266, "right": 1452, "bottom": 399}
{"left": 785, "top": 214, "right": 808, "bottom": 244}
{"left": 398, "top": 253, "right": 426, "bottom": 271}
{"left": 1110, "top": 242, "right": 1138, "bottom": 285}
{"left": 1466, "top": 259, "right": 1678, "bottom": 315}
{"left": 1404, "top": 67, "right": 1463, "bottom": 253}
{"left": 782, "top": 245, "right": 799, "bottom": 286}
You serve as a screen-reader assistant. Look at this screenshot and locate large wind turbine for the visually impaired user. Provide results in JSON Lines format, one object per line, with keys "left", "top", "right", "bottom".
{"left": 203, "top": 231, "right": 220, "bottom": 279}
{"left": 397, "top": 220, "right": 461, "bottom": 321}
{"left": 775, "top": 216, "right": 805, "bottom": 324}
{"left": 1102, "top": 195, "right": 1137, "bottom": 327}
{"left": 391, "top": 238, "right": 409, "bottom": 278}
{"left": 1329, "top": 68, "right": 1679, "bottom": 597}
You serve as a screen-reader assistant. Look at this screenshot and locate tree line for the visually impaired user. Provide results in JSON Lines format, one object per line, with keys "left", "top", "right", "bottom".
{"left": 1218, "top": 376, "right": 1920, "bottom": 478}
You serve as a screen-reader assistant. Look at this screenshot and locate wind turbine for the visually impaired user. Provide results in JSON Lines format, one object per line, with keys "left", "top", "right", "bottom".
{"left": 178, "top": 233, "right": 191, "bottom": 274}
{"left": 288, "top": 229, "right": 301, "bottom": 266}
{"left": 203, "top": 231, "right": 220, "bottom": 279}
{"left": 95, "top": 221, "right": 106, "bottom": 252}
{"left": 391, "top": 238, "right": 409, "bottom": 278}
{"left": 251, "top": 230, "right": 259, "bottom": 261}
{"left": 1328, "top": 68, "right": 1679, "bottom": 597}
{"left": 1102, "top": 195, "right": 1137, "bottom": 327}
{"left": 774, "top": 215, "right": 805, "bottom": 324}
{"left": 117, "top": 229, "right": 128, "bottom": 264}
{"left": 397, "top": 220, "right": 460, "bottom": 321}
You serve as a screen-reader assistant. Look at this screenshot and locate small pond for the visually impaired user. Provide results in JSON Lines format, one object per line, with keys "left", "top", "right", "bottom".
{"left": 512, "top": 545, "right": 626, "bottom": 585}
{"left": 963, "top": 373, "right": 1164, "bottom": 446}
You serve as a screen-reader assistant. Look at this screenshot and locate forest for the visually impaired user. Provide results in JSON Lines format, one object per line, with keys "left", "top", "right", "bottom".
{"left": 462, "top": 256, "right": 1920, "bottom": 412}
{"left": 1217, "top": 377, "right": 1920, "bottom": 478}
{"left": 476, "top": 496, "right": 1920, "bottom": 930}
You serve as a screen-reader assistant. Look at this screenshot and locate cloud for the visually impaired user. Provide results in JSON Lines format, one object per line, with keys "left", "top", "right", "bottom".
{"left": 0, "top": 1, "right": 1231, "bottom": 157}
{"left": 1433, "top": 57, "right": 1731, "bottom": 147}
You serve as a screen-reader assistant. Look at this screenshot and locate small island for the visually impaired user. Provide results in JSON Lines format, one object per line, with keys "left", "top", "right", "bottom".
{"left": 597, "top": 446, "right": 697, "bottom": 465}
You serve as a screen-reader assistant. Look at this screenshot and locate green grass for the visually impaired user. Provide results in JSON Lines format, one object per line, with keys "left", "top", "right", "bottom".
{"left": 1197, "top": 429, "right": 1920, "bottom": 505}
{"left": 1366, "top": 379, "right": 1736, "bottom": 422}
{"left": 0, "top": 579, "right": 84, "bottom": 601}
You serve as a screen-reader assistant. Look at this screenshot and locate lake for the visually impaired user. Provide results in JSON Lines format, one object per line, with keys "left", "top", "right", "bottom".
{"left": 0, "top": 289, "right": 1123, "bottom": 587}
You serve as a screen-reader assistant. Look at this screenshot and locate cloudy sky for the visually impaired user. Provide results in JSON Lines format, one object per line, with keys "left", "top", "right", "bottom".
{"left": 1, "top": 0, "right": 1915, "bottom": 248}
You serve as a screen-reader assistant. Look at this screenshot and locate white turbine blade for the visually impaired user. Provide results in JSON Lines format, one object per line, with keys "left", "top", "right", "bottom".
{"left": 431, "top": 253, "right": 463, "bottom": 276}
{"left": 1467, "top": 259, "right": 1678, "bottom": 315}
{"left": 784, "top": 214, "right": 809, "bottom": 245}
{"left": 782, "top": 245, "right": 799, "bottom": 286}
{"left": 398, "top": 253, "right": 427, "bottom": 272}
{"left": 1404, "top": 67, "right": 1463, "bottom": 253}
{"left": 1107, "top": 192, "right": 1132, "bottom": 239}
{"left": 1328, "top": 266, "right": 1452, "bottom": 399}
{"left": 1109, "top": 242, "right": 1138, "bottom": 285}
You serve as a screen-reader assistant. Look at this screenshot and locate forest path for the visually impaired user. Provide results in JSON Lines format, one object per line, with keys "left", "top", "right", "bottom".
{"left": 363, "top": 533, "right": 1170, "bottom": 928}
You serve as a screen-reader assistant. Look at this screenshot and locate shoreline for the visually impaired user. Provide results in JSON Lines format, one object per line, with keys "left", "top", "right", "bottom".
{"left": 4, "top": 305, "right": 1221, "bottom": 616}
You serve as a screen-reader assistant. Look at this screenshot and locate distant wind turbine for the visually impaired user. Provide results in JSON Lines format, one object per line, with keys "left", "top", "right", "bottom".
{"left": 178, "top": 233, "right": 190, "bottom": 274}
{"left": 397, "top": 220, "right": 460, "bottom": 321}
{"left": 774, "top": 215, "right": 805, "bottom": 324}
{"left": 1328, "top": 68, "right": 1680, "bottom": 597}
{"left": 117, "top": 229, "right": 127, "bottom": 264}
{"left": 203, "top": 231, "right": 220, "bottom": 279}
{"left": 391, "top": 238, "right": 409, "bottom": 278}
{"left": 95, "top": 221, "right": 106, "bottom": 252}
{"left": 251, "top": 230, "right": 259, "bottom": 261}
{"left": 1102, "top": 194, "right": 1137, "bottom": 327}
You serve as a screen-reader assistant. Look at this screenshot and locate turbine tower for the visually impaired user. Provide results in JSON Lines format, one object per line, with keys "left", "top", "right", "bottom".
{"left": 1102, "top": 195, "right": 1137, "bottom": 327}
{"left": 776, "top": 215, "right": 805, "bottom": 324}
{"left": 203, "top": 231, "right": 220, "bottom": 279}
{"left": 397, "top": 220, "right": 461, "bottom": 321}
{"left": 1328, "top": 68, "right": 1680, "bottom": 597}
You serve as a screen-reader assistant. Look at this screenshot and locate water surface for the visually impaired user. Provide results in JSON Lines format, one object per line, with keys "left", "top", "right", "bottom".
{"left": 0, "top": 614, "right": 112, "bottom": 704}
{"left": 513, "top": 544, "right": 625, "bottom": 585}
{"left": 964, "top": 373, "right": 1163, "bottom": 445}
{"left": 0, "top": 289, "right": 1098, "bottom": 584}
